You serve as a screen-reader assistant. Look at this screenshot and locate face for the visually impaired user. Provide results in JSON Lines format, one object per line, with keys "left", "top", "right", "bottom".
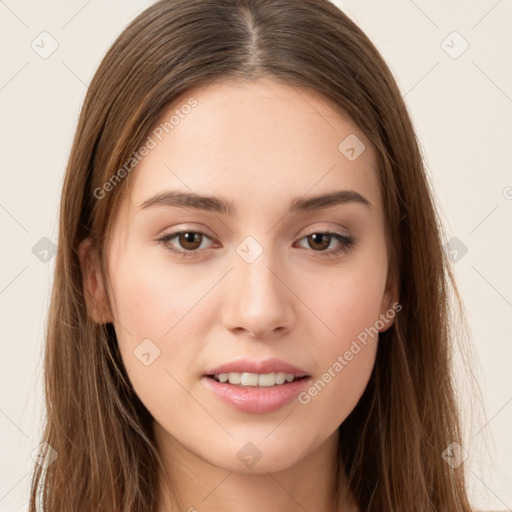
{"left": 81, "top": 77, "right": 396, "bottom": 475}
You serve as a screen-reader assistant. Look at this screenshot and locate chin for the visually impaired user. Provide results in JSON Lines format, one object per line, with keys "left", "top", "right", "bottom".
{"left": 200, "top": 434, "right": 315, "bottom": 474}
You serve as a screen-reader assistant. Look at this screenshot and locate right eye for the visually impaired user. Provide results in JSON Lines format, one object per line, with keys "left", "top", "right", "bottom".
{"left": 157, "top": 230, "right": 217, "bottom": 258}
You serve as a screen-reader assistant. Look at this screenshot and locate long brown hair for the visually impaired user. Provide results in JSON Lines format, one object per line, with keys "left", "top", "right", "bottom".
{"left": 29, "top": 0, "right": 478, "bottom": 510}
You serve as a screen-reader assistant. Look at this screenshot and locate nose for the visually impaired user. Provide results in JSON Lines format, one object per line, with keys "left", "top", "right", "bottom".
{"left": 221, "top": 250, "right": 295, "bottom": 339}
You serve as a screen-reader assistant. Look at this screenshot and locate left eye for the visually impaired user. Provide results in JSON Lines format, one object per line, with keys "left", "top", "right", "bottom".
{"left": 295, "top": 232, "right": 354, "bottom": 253}
{"left": 157, "top": 230, "right": 355, "bottom": 258}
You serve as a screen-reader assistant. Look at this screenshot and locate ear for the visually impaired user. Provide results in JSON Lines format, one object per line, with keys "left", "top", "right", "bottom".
{"left": 377, "top": 267, "right": 400, "bottom": 333}
{"left": 78, "top": 238, "right": 113, "bottom": 324}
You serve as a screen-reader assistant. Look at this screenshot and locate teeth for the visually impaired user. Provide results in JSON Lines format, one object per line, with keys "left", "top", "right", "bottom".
{"left": 275, "top": 372, "right": 286, "bottom": 385}
{"left": 213, "top": 372, "right": 298, "bottom": 386}
{"left": 241, "top": 373, "right": 258, "bottom": 386}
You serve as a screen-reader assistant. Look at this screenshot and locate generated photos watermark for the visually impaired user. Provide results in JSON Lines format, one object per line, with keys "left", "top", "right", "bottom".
{"left": 298, "top": 301, "right": 402, "bottom": 405}
{"left": 93, "top": 97, "right": 198, "bottom": 200}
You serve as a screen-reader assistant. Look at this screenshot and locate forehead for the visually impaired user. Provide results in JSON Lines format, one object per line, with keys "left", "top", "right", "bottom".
{"left": 123, "top": 77, "right": 381, "bottom": 218}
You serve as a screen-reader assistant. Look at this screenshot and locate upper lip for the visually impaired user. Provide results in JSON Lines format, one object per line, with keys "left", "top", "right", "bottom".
{"left": 205, "top": 358, "right": 309, "bottom": 377}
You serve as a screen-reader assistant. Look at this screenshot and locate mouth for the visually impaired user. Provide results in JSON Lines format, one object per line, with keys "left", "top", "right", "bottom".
{"left": 203, "top": 373, "right": 312, "bottom": 414}
{"left": 202, "top": 358, "right": 311, "bottom": 412}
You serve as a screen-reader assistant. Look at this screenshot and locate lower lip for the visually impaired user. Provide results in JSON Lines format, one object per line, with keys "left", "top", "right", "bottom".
{"left": 202, "top": 376, "right": 311, "bottom": 414}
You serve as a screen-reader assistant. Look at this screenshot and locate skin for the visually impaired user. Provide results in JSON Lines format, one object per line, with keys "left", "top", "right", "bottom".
{"left": 79, "top": 76, "right": 397, "bottom": 512}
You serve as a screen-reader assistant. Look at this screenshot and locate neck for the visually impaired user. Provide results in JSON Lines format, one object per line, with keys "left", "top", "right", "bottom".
{"left": 154, "top": 424, "right": 358, "bottom": 512}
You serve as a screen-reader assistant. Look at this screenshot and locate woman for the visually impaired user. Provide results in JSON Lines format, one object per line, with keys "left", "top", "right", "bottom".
{"left": 28, "top": 0, "right": 477, "bottom": 510}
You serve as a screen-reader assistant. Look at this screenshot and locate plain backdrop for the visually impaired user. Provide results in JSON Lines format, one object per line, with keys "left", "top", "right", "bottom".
{"left": 0, "top": 1, "right": 511, "bottom": 510}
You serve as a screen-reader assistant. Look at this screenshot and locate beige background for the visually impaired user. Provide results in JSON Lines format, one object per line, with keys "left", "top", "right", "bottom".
{"left": 0, "top": 1, "right": 511, "bottom": 510}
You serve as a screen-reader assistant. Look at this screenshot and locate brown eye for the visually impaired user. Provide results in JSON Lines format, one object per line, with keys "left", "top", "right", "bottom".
{"left": 157, "top": 230, "right": 215, "bottom": 257}
{"left": 307, "top": 233, "right": 333, "bottom": 251}
{"left": 177, "top": 232, "right": 203, "bottom": 251}
{"left": 296, "top": 231, "right": 355, "bottom": 256}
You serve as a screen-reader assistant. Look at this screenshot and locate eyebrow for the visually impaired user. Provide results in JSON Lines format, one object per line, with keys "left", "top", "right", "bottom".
{"left": 139, "top": 189, "right": 372, "bottom": 214}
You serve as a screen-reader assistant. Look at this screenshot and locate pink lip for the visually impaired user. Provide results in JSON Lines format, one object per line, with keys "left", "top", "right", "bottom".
{"left": 204, "top": 357, "right": 309, "bottom": 377}
{"left": 202, "top": 375, "right": 311, "bottom": 413}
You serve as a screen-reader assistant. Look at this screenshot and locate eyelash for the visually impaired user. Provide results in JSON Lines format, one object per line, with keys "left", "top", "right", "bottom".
{"left": 156, "top": 229, "right": 356, "bottom": 259}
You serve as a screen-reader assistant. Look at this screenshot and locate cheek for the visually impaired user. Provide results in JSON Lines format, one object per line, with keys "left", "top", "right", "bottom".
{"left": 109, "top": 253, "right": 210, "bottom": 340}
{"left": 297, "top": 282, "right": 380, "bottom": 427}
{"left": 107, "top": 252, "right": 223, "bottom": 415}
{"left": 302, "top": 257, "right": 387, "bottom": 352}
{"left": 295, "top": 253, "right": 386, "bottom": 420}
{"left": 106, "top": 256, "right": 195, "bottom": 394}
